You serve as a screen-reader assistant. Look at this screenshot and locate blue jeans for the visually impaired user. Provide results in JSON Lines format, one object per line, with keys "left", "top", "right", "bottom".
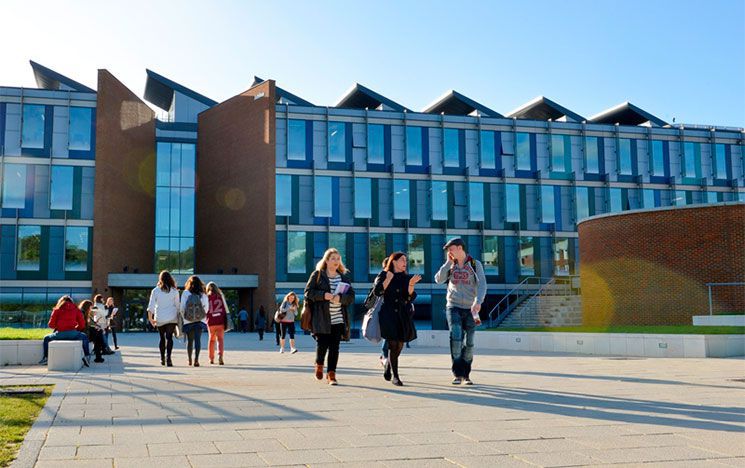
{"left": 43, "top": 330, "right": 90, "bottom": 358}
{"left": 183, "top": 322, "right": 206, "bottom": 361}
{"left": 446, "top": 307, "right": 475, "bottom": 378}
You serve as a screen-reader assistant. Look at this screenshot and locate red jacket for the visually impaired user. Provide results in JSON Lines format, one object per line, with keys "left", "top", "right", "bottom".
{"left": 48, "top": 302, "right": 86, "bottom": 332}
{"left": 207, "top": 293, "right": 227, "bottom": 327}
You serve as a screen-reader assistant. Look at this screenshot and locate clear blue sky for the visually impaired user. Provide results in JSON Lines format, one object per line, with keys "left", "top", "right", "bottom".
{"left": 3, "top": 0, "right": 744, "bottom": 126}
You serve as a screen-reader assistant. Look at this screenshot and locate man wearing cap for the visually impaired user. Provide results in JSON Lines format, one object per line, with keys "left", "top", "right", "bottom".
{"left": 434, "top": 237, "right": 487, "bottom": 385}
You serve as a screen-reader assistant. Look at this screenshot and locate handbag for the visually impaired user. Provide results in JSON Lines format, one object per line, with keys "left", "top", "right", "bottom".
{"left": 300, "top": 271, "right": 318, "bottom": 332}
{"left": 222, "top": 294, "right": 233, "bottom": 332}
{"left": 362, "top": 297, "right": 383, "bottom": 344}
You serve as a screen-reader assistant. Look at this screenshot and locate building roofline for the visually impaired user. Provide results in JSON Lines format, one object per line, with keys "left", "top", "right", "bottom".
{"left": 29, "top": 60, "right": 95, "bottom": 93}
{"left": 506, "top": 95, "right": 585, "bottom": 122}
{"left": 588, "top": 101, "right": 668, "bottom": 127}
{"left": 253, "top": 76, "right": 315, "bottom": 107}
{"left": 144, "top": 69, "right": 217, "bottom": 111}
{"left": 577, "top": 201, "right": 744, "bottom": 226}
{"left": 422, "top": 90, "right": 503, "bottom": 117}
{"left": 334, "top": 83, "right": 408, "bottom": 112}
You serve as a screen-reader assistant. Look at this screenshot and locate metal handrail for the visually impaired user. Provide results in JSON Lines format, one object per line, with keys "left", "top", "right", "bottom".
{"left": 487, "top": 277, "right": 552, "bottom": 327}
{"left": 705, "top": 282, "right": 745, "bottom": 316}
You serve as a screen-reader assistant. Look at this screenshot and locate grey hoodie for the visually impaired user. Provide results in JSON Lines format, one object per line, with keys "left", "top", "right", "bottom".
{"left": 434, "top": 257, "right": 487, "bottom": 309}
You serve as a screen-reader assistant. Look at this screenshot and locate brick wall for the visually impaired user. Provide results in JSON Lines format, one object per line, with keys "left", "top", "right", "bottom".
{"left": 578, "top": 203, "right": 745, "bottom": 325}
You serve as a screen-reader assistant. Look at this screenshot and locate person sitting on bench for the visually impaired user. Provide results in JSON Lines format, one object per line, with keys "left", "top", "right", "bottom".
{"left": 39, "top": 295, "right": 91, "bottom": 367}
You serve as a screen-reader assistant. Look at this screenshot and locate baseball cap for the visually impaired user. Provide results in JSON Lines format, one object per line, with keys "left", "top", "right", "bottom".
{"left": 442, "top": 237, "right": 465, "bottom": 250}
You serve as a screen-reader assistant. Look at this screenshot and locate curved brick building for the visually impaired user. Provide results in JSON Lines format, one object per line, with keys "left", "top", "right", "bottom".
{"left": 578, "top": 202, "right": 745, "bottom": 326}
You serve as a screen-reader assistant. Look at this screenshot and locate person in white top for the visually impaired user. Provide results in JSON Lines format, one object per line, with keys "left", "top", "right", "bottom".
{"left": 92, "top": 295, "right": 114, "bottom": 355}
{"left": 180, "top": 275, "right": 209, "bottom": 367}
{"left": 276, "top": 292, "right": 299, "bottom": 354}
{"left": 147, "top": 270, "right": 181, "bottom": 367}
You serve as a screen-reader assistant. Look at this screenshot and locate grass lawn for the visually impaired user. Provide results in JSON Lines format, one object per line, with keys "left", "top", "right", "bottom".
{"left": 0, "top": 385, "right": 53, "bottom": 467}
{"left": 0, "top": 328, "right": 50, "bottom": 340}
{"left": 490, "top": 325, "right": 745, "bottom": 334}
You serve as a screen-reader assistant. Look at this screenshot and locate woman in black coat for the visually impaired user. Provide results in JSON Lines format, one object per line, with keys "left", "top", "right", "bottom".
{"left": 373, "top": 251, "right": 422, "bottom": 386}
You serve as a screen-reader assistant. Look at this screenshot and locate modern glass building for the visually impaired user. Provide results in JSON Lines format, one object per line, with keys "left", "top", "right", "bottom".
{"left": 1, "top": 62, "right": 743, "bottom": 329}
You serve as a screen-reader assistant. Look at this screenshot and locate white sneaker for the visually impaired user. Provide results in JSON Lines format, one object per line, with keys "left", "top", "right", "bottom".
{"left": 279, "top": 348, "right": 285, "bottom": 354}
{"left": 380, "top": 357, "right": 388, "bottom": 368}
{"left": 290, "top": 348, "right": 298, "bottom": 354}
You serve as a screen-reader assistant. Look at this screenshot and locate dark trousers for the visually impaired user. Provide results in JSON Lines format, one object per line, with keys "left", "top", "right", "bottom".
{"left": 257, "top": 328, "right": 264, "bottom": 340}
{"left": 87, "top": 327, "right": 105, "bottom": 359}
{"left": 106, "top": 327, "right": 118, "bottom": 348}
{"left": 158, "top": 323, "right": 176, "bottom": 361}
{"left": 274, "top": 322, "right": 281, "bottom": 345}
{"left": 240, "top": 320, "right": 248, "bottom": 333}
{"left": 183, "top": 322, "right": 204, "bottom": 362}
{"left": 315, "top": 323, "right": 344, "bottom": 372}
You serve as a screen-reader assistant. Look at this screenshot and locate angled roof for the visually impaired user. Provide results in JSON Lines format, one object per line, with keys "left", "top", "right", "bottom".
{"left": 253, "top": 76, "right": 314, "bottom": 106}
{"left": 507, "top": 96, "right": 585, "bottom": 122}
{"left": 29, "top": 60, "right": 95, "bottom": 93}
{"left": 589, "top": 102, "right": 668, "bottom": 127}
{"left": 335, "top": 83, "right": 408, "bottom": 111}
{"left": 144, "top": 69, "right": 217, "bottom": 111}
{"left": 423, "top": 90, "right": 503, "bottom": 117}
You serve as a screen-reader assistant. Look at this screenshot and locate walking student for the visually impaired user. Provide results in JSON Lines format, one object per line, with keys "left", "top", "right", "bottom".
{"left": 434, "top": 237, "right": 487, "bottom": 385}
{"left": 180, "top": 275, "right": 209, "bottom": 367}
{"left": 147, "top": 270, "right": 180, "bottom": 367}
{"left": 92, "top": 295, "right": 115, "bottom": 355}
{"left": 80, "top": 299, "right": 105, "bottom": 363}
{"left": 270, "top": 304, "right": 281, "bottom": 346}
{"left": 104, "top": 297, "right": 119, "bottom": 350}
{"left": 206, "top": 282, "right": 229, "bottom": 365}
{"left": 238, "top": 307, "right": 249, "bottom": 333}
{"left": 255, "top": 309, "right": 266, "bottom": 341}
{"left": 277, "top": 292, "right": 299, "bottom": 354}
{"left": 39, "top": 296, "right": 91, "bottom": 367}
{"left": 373, "top": 252, "right": 421, "bottom": 386}
{"left": 304, "top": 248, "right": 355, "bottom": 385}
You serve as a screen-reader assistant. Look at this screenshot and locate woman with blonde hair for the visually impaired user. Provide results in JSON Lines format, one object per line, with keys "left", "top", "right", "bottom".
{"left": 276, "top": 291, "right": 299, "bottom": 354}
{"left": 304, "top": 248, "right": 355, "bottom": 385}
{"left": 147, "top": 270, "right": 180, "bottom": 366}
{"left": 80, "top": 299, "right": 105, "bottom": 363}
{"left": 206, "top": 282, "right": 230, "bottom": 365}
{"left": 180, "top": 275, "right": 209, "bottom": 367}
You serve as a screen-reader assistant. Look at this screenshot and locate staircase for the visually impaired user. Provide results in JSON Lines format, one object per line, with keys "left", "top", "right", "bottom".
{"left": 497, "top": 294, "right": 582, "bottom": 328}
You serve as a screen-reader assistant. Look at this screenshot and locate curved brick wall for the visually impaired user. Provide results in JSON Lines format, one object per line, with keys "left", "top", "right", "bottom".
{"left": 578, "top": 203, "right": 745, "bottom": 326}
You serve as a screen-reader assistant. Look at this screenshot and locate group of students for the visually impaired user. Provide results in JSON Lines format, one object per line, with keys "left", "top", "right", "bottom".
{"left": 39, "top": 294, "right": 119, "bottom": 366}
{"left": 146, "top": 271, "right": 231, "bottom": 367}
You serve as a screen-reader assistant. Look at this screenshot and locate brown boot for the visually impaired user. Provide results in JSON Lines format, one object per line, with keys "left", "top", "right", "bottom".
{"left": 314, "top": 363, "right": 323, "bottom": 380}
{"left": 327, "top": 371, "right": 338, "bottom": 386}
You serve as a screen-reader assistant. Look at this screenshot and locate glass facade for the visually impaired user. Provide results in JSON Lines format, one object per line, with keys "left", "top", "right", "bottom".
{"left": 551, "top": 135, "right": 570, "bottom": 173}
{"left": 516, "top": 132, "right": 531, "bottom": 170}
{"left": 69, "top": 107, "right": 92, "bottom": 151}
{"left": 505, "top": 183, "right": 520, "bottom": 222}
{"left": 468, "top": 182, "right": 484, "bottom": 222}
{"left": 443, "top": 128, "right": 459, "bottom": 167}
{"left": 17, "top": 226, "right": 41, "bottom": 271}
{"left": 431, "top": 181, "right": 448, "bottom": 221}
{"left": 619, "top": 139, "right": 632, "bottom": 175}
{"left": 314, "top": 176, "right": 332, "bottom": 217}
{"left": 541, "top": 185, "right": 555, "bottom": 224}
{"left": 651, "top": 140, "right": 665, "bottom": 176}
{"left": 575, "top": 186, "right": 590, "bottom": 222}
{"left": 393, "top": 179, "right": 410, "bottom": 219}
{"left": 354, "top": 177, "right": 372, "bottom": 218}
{"left": 609, "top": 188, "right": 623, "bottom": 213}
{"left": 50, "top": 166, "right": 74, "bottom": 210}
{"left": 367, "top": 124, "right": 384, "bottom": 164}
{"left": 328, "top": 121, "right": 346, "bottom": 162}
{"left": 22, "top": 104, "right": 45, "bottom": 149}
{"left": 276, "top": 174, "right": 292, "bottom": 216}
{"left": 519, "top": 236, "right": 535, "bottom": 276}
{"left": 483, "top": 236, "right": 498, "bottom": 275}
{"left": 407, "top": 234, "right": 425, "bottom": 274}
{"left": 287, "top": 231, "right": 306, "bottom": 273}
{"left": 683, "top": 142, "right": 700, "bottom": 178}
{"left": 714, "top": 144, "right": 727, "bottom": 179}
{"left": 480, "top": 130, "right": 496, "bottom": 169}
{"left": 288, "top": 119, "right": 306, "bottom": 161}
{"left": 406, "top": 126, "right": 423, "bottom": 165}
{"left": 369, "top": 233, "right": 386, "bottom": 274}
{"left": 554, "top": 238, "right": 570, "bottom": 276}
{"left": 585, "top": 136, "right": 599, "bottom": 174}
{"left": 2, "top": 163, "right": 26, "bottom": 208}
{"left": 65, "top": 226, "right": 89, "bottom": 271}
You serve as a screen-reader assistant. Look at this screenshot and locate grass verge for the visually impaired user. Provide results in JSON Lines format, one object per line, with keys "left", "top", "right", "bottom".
{"left": 0, "top": 328, "right": 50, "bottom": 340}
{"left": 489, "top": 325, "right": 745, "bottom": 334}
{"left": 0, "top": 385, "right": 53, "bottom": 467}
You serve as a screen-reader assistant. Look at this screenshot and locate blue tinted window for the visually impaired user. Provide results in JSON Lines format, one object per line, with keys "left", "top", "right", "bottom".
{"left": 739, "top": 192, "right": 745, "bottom": 202}
{"left": 65, "top": 226, "right": 88, "bottom": 271}
{"left": 369, "top": 233, "right": 386, "bottom": 273}
{"left": 329, "top": 232, "right": 346, "bottom": 255}
{"left": 50, "top": 165, "right": 74, "bottom": 210}
{"left": 609, "top": 188, "right": 622, "bottom": 213}
{"left": 155, "top": 187, "right": 169, "bottom": 237}
{"left": 179, "top": 237, "right": 194, "bottom": 273}
{"left": 505, "top": 184, "right": 520, "bottom": 223}
{"left": 444, "top": 128, "right": 459, "bottom": 167}
{"left": 276, "top": 175, "right": 292, "bottom": 216}
{"left": 170, "top": 144, "right": 182, "bottom": 186}
{"left": 406, "top": 127, "right": 422, "bottom": 165}
{"left": 651, "top": 140, "right": 665, "bottom": 176}
{"left": 706, "top": 191, "right": 718, "bottom": 204}
{"left": 619, "top": 139, "right": 632, "bottom": 175}
{"left": 585, "top": 137, "right": 599, "bottom": 174}
{"left": 469, "top": 182, "right": 484, "bottom": 222}
{"left": 393, "top": 179, "right": 410, "bottom": 219}
{"left": 179, "top": 188, "right": 195, "bottom": 236}
{"left": 643, "top": 189, "right": 656, "bottom": 208}
{"left": 576, "top": 187, "right": 589, "bottom": 222}
{"left": 69, "top": 107, "right": 92, "bottom": 151}
{"left": 519, "top": 236, "right": 535, "bottom": 276}
{"left": 354, "top": 178, "right": 372, "bottom": 219}
{"left": 180, "top": 144, "right": 196, "bottom": 187}
{"left": 683, "top": 142, "right": 700, "bottom": 178}
{"left": 314, "top": 176, "right": 332, "bottom": 217}
{"left": 156, "top": 142, "right": 171, "bottom": 187}
{"left": 368, "top": 124, "right": 384, "bottom": 164}
{"left": 288, "top": 231, "right": 306, "bottom": 273}
{"left": 328, "top": 121, "right": 346, "bottom": 162}
{"left": 169, "top": 189, "right": 180, "bottom": 236}
{"left": 483, "top": 236, "right": 499, "bottom": 275}
{"left": 551, "top": 135, "right": 568, "bottom": 172}
{"left": 432, "top": 181, "right": 448, "bottom": 221}
{"left": 541, "top": 185, "right": 555, "bottom": 223}
{"left": 554, "top": 238, "right": 570, "bottom": 276}
{"left": 407, "top": 234, "right": 425, "bottom": 274}
{"left": 674, "top": 190, "right": 687, "bottom": 206}
{"left": 288, "top": 120, "right": 306, "bottom": 161}
{"left": 17, "top": 225, "right": 41, "bottom": 271}
{"left": 22, "top": 104, "right": 45, "bottom": 149}
{"left": 714, "top": 144, "right": 727, "bottom": 179}
{"left": 480, "top": 131, "right": 495, "bottom": 169}
{"left": 516, "top": 132, "right": 531, "bottom": 170}
{"left": 2, "top": 163, "right": 26, "bottom": 208}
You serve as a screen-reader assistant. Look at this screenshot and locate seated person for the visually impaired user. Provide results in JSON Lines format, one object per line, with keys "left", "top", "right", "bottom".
{"left": 39, "top": 296, "right": 91, "bottom": 367}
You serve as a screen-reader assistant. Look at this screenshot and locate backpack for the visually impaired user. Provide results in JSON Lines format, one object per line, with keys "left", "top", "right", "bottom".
{"left": 447, "top": 256, "right": 480, "bottom": 283}
{"left": 184, "top": 293, "right": 206, "bottom": 322}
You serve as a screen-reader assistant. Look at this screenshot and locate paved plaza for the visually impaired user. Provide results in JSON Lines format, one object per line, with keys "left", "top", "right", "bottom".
{"left": 3, "top": 332, "right": 745, "bottom": 467}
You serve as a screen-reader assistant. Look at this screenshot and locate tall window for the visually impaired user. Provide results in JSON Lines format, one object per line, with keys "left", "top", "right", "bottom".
{"left": 714, "top": 144, "right": 727, "bottom": 179}
{"left": 367, "top": 124, "right": 384, "bottom": 164}
{"left": 69, "top": 107, "right": 92, "bottom": 151}
{"left": 480, "top": 130, "right": 496, "bottom": 169}
{"left": 287, "top": 119, "right": 306, "bottom": 161}
{"left": 328, "top": 121, "right": 346, "bottom": 162}
{"left": 407, "top": 234, "right": 425, "bottom": 274}
{"left": 551, "top": 135, "right": 570, "bottom": 172}
{"left": 50, "top": 166, "right": 74, "bottom": 210}
{"left": 314, "top": 176, "right": 332, "bottom": 217}
{"left": 541, "top": 185, "right": 555, "bottom": 223}
{"left": 554, "top": 238, "right": 569, "bottom": 276}
{"left": 468, "top": 182, "right": 484, "bottom": 222}
{"left": 287, "top": 231, "right": 306, "bottom": 273}
{"left": 505, "top": 184, "right": 520, "bottom": 223}
{"left": 443, "top": 128, "right": 459, "bottom": 167}
{"left": 65, "top": 226, "right": 89, "bottom": 271}
{"left": 2, "top": 164, "right": 26, "bottom": 208}
{"left": 516, "top": 132, "right": 531, "bottom": 170}
{"left": 276, "top": 175, "right": 292, "bottom": 216}
{"left": 406, "top": 126, "right": 423, "bottom": 165}
{"left": 369, "top": 233, "right": 386, "bottom": 273}
{"left": 22, "top": 104, "right": 45, "bottom": 149}
{"left": 643, "top": 189, "right": 656, "bottom": 209}
{"left": 483, "top": 236, "right": 499, "bottom": 275}
{"left": 683, "top": 142, "right": 700, "bottom": 178}
{"left": 354, "top": 178, "right": 372, "bottom": 218}
{"left": 609, "top": 188, "right": 623, "bottom": 213}
{"left": 673, "top": 190, "right": 687, "bottom": 206}
{"left": 585, "top": 136, "right": 599, "bottom": 174}
{"left": 17, "top": 226, "right": 41, "bottom": 271}
{"left": 706, "top": 191, "right": 719, "bottom": 204}
{"left": 393, "top": 179, "right": 410, "bottom": 219}
{"left": 519, "top": 236, "right": 535, "bottom": 276}
{"left": 431, "top": 181, "right": 448, "bottom": 221}
{"left": 651, "top": 140, "right": 665, "bottom": 176}
{"left": 329, "top": 232, "right": 346, "bottom": 256}
{"left": 575, "top": 186, "right": 590, "bottom": 222}
{"left": 618, "top": 139, "right": 632, "bottom": 175}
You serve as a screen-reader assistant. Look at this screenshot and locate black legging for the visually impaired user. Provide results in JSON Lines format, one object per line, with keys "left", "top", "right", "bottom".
{"left": 88, "top": 327, "right": 105, "bottom": 359}
{"left": 387, "top": 340, "right": 405, "bottom": 380}
{"left": 315, "top": 323, "right": 344, "bottom": 372}
{"left": 186, "top": 325, "right": 203, "bottom": 362}
{"left": 158, "top": 323, "right": 176, "bottom": 361}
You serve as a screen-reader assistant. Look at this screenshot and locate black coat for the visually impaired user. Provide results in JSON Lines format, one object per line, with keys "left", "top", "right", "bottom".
{"left": 374, "top": 271, "right": 417, "bottom": 342}
{"left": 304, "top": 269, "right": 355, "bottom": 339}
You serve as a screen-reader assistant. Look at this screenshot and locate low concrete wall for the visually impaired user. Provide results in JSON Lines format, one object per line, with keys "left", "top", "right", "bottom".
{"left": 693, "top": 315, "right": 745, "bottom": 327}
{"left": 415, "top": 330, "right": 745, "bottom": 358}
{"left": 0, "top": 340, "right": 43, "bottom": 365}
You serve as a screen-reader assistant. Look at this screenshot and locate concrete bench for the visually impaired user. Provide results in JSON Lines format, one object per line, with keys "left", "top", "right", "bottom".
{"left": 48, "top": 340, "right": 83, "bottom": 371}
